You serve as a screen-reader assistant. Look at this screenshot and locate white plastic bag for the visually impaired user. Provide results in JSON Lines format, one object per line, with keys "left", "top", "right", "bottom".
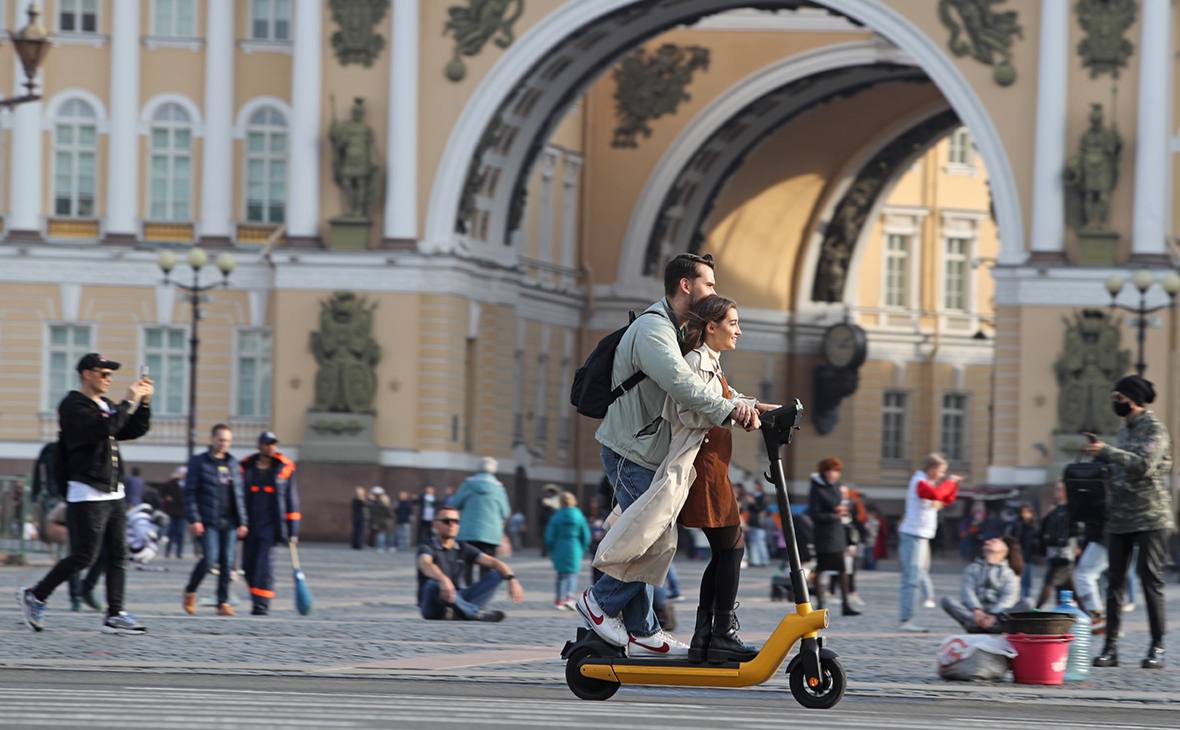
{"left": 937, "top": 634, "right": 1017, "bottom": 681}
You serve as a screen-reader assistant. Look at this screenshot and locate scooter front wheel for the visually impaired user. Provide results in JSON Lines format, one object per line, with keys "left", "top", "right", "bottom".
{"left": 565, "top": 646, "right": 621, "bottom": 701}
{"left": 788, "top": 655, "right": 846, "bottom": 709}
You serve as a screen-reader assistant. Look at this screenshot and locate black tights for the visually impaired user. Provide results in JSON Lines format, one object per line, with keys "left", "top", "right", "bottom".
{"left": 698, "top": 526, "right": 745, "bottom": 613}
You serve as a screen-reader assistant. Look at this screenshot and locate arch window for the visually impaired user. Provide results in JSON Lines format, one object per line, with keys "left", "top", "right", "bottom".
{"left": 53, "top": 98, "right": 98, "bottom": 218}
{"left": 149, "top": 103, "right": 194, "bottom": 221}
{"left": 244, "top": 106, "right": 288, "bottom": 224}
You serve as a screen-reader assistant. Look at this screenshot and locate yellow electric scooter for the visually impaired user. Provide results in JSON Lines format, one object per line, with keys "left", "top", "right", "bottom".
{"left": 561, "top": 400, "right": 846, "bottom": 708}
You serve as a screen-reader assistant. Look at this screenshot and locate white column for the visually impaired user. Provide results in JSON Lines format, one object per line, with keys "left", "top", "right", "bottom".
{"left": 288, "top": 0, "right": 323, "bottom": 242}
{"left": 559, "top": 154, "right": 582, "bottom": 289}
{"left": 1028, "top": 0, "right": 1068, "bottom": 256}
{"left": 199, "top": 0, "right": 234, "bottom": 242}
{"left": 7, "top": 65, "right": 41, "bottom": 234}
{"left": 105, "top": 0, "right": 140, "bottom": 239}
{"left": 384, "top": 0, "right": 419, "bottom": 241}
{"left": 1131, "top": 0, "right": 1173, "bottom": 257}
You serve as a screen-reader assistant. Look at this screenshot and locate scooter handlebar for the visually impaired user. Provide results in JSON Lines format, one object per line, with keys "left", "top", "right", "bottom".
{"left": 760, "top": 398, "right": 804, "bottom": 453}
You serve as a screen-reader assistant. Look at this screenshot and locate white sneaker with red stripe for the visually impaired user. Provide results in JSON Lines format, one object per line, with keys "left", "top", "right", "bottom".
{"left": 573, "top": 588, "right": 628, "bottom": 647}
{"left": 628, "top": 629, "right": 690, "bottom": 658}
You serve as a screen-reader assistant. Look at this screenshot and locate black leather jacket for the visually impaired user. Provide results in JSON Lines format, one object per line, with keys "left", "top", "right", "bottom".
{"left": 58, "top": 390, "right": 151, "bottom": 493}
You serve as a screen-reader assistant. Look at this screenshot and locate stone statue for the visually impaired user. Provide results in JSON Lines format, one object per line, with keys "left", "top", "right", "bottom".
{"left": 330, "top": 0, "right": 390, "bottom": 67}
{"left": 1065, "top": 103, "right": 1121, "bottom": 233}
{"left": 310, "top": 292, "right": 382, "bottom": 414}
{"left": 1076, "top": 0, "right": 1136, "bottom": 78}
{"left": 329, "top": 97, "right": 379, "bottom": 219}
{"left": 444, "top": 0, "right": 524, "bottom": 82}
{"left": 1054, "top": 309, "right": 1130, "bottom": 434}
{"left": 612, "top": 44, "right": 711, "bottom": 149}
{"left": 938, "top": 0, "right": 1023, "bottom": 86}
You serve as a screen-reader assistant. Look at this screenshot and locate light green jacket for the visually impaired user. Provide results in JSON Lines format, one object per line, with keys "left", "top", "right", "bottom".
{"left": 595, "top": 299, "right": 737, "bottom": 470}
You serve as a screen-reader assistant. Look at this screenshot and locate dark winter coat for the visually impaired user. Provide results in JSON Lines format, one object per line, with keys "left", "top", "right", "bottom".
{"left": 185, "top": 450, "right": 247, "bottom": 528}
{"left": 58, "top": 390, "right": 151, "bottom": 493}
{"left": 808, "top": 474, "right": 848, "bottom": 555}
{"left": 240, "top": 451, "right": 300, "bottom": 542}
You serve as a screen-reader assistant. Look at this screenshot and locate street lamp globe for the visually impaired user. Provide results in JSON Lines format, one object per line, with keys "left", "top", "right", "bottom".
{"left": 216, "top": 252, "right": 237, "bottom": 279}
{"left": 1132, "top": 269, "right": 1155, "bottom": 293}
{"left": 187, "top": 246, "right": 208, "bottom": 270}
{"left": 1162, "top": 272, "right": 1180, "bottom": 296}
{"left": 156, "top": 250, "right": 177, "bottom": 275}
{"left": 1104, "top": 274, "right": 1126, "bottom": 297}
{"left": 10, "top": 4, "right": 49, "bottom": 97}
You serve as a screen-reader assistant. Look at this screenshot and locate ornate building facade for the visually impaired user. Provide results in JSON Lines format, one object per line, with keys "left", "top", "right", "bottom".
{"left": 0, "top": 1, "right": 1175, "bottom": 538}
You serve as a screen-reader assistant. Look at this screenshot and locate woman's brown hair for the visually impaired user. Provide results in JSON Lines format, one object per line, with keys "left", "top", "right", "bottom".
{"left": 680, "top": 294, "right": 737, "bottom": 354}
{"left": 817, "top": 457, "right": 843, "bottom": 474}
{"left": 1003, "top": 536, "right": 1024, "bottom": 576}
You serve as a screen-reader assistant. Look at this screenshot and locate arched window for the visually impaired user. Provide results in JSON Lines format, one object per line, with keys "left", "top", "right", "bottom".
{"left": 53, "top": 98, "right": 98, "bottom": 218}
{"left": 149, "top": 102, "right": 193, "bottom": 221}
{"left": 244, "top": 106, "right": 287, "bottom": 223}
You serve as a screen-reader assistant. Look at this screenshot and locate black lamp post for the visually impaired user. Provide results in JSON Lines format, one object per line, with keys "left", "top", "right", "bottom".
{"left": 157, "top": 247, "right": 236, "bottom": 458}
{"left": 2, "top": 4, "right": 50, "bottom": 109}
{"left": 1104, "top": 270, "right": 1180, "bottom": 377}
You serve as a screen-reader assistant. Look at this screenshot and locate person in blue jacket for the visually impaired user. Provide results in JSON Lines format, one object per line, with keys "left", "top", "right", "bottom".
{"left": 240, "top": 431, "right": 300, "bottom": 616}
{"left": 448, "top": 457, "right": 511, "bottom": 584}
{"left": 545, "top": 491, "right": 591, "bottom": 609}
{"left": 183, "top": 424, "right": 248, "bottom": 616}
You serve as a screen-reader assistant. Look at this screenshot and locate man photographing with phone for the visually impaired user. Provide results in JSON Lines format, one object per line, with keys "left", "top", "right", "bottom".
{"left": 20, "top": 353, "right": 153, "bottom": 634}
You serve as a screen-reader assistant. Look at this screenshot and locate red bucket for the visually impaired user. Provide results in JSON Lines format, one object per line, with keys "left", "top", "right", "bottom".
{"left": 1008, "top": 633, "right": 1074, "bottom": 685}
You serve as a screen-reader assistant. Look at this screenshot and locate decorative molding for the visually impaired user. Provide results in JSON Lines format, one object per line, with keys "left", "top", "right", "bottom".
{"left": 937, "top": 0, "right": 1022, "bottom": 86}
{"left": 238, "top": 39, "right": 293, "bottom": 55}
{"left": 50, "top": 32, "right": 107, "bottom": 48}
{"left": 42, "top": 88, "right": 110, "bottom": 132}
{"left": 611, "top": 43, "right": 710, "bottom": 149}
{"left": 142, "top": 35, "right": 203, "bottom": 51}
{"left": 329, "top": 0, "right": 390, "bottom": 67}
{"left": 691, "top": 7, "right": 861, "bottom": 33}
{"left": 138, "top": 93, "right": 205, "bottom": 136}
{"left": 443, "top": 0, "right": 524, "bottom": 82}
{"left": 1076, "top": 0, "right": 1135, "bottom": 78}
{"left": 232, "top": 96, "right": 292, "bottom": 139}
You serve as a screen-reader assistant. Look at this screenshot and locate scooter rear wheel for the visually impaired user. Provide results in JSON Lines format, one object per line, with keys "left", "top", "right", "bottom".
{"left": 565, "top": 646, "right": 621, "bottom": 701}
{"left": 788, "top": 655, "right": 846, "bottom": 709}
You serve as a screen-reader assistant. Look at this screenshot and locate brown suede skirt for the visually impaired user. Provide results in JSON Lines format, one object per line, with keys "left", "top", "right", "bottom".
{"left": 679, "top": 426, "right": 740, "bottom": 528}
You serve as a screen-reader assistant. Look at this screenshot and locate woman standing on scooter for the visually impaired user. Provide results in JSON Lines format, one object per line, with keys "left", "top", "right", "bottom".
{"left": 677, "top": 296, "right": 777, "bottom": 663}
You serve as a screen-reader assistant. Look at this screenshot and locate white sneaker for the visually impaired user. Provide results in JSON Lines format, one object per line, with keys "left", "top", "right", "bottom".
{"left": 899, "top": 621, "right": 929, "bottom": 633}
{"left": 848, "top": 593, "right": 866, "bottom": 608}
{"left": 628, "top": 629, "right": 690, "bottom": 658}
{"left": 1122, "top": 602, "right": 1136, "bottom": 613}
{"left": 922, "top": 599, "right": 936, "bottom": 609}
{"left": 574, "top": 589, "right": 629, "bottom": 647}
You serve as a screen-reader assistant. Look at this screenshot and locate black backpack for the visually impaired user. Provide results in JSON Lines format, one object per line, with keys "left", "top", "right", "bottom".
{"left": 569, "top": 310, "right": 661, "bottom": 418}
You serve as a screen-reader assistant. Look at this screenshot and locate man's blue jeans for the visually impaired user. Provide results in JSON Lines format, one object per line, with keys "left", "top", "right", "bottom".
{"left": 420, "top": 571, "right": 503, "bottom": 620}
{"left": 185, "top": 521, "right": 237, "bottom": 605}
{"left": 591, "top": 446, "right": 659, "bottom": 637}
{"left": 898, "top": 531, "right": 925, "bottom": 623}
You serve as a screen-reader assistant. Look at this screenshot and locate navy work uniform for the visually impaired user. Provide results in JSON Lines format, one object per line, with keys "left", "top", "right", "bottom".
{"left": 240, "top": 446, "right": 299, "bottom": 615}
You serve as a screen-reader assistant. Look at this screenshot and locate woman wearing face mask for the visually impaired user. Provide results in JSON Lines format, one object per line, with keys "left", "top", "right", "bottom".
{"left": 1083, "top": 374, "right": 1173, "bottom": 670}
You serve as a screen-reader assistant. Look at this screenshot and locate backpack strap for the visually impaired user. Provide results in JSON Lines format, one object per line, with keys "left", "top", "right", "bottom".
{"left": 611, "top": 310, "right": 664, "bottom": 399}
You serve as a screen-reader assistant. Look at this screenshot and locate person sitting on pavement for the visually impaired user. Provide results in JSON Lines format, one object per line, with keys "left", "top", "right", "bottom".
{"left": 940, "top": 529, "right": 1029, "bottom": 634}
{"left": 417, "top": 506, "right": 524, "bottom": 622}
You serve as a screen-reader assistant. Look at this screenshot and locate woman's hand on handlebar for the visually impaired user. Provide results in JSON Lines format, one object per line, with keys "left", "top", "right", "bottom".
{"left": 755, "top": 402, "right": 781, "bottom": 413}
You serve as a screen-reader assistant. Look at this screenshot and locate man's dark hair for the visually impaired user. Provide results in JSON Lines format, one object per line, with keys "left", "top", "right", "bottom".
{"left": 663, "top": 253, "right": 715, "bottom": 297}
{"left": 210, "top": 423, "right": 231, "bottom": 437}
{"left": 131, "top": 467, "right": 141, "bottom": 476}
{"left": 435, "top": 506, "right": 459, "bottom": 520}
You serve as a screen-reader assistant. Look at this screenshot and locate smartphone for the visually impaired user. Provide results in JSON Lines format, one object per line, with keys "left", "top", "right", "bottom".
{"left": 139, "top": 364, "right": 150, "bottom": 379}
{"left": 1083, "top": 432, "right": 1098, "bottom": 444}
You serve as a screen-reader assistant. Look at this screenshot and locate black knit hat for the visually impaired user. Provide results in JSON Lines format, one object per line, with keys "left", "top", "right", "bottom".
{"left": 1114, "top": 374, "right": 1156, "bottom": 406}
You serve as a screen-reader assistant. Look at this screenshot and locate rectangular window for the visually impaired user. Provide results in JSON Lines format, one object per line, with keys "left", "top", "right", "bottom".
{"left": 143, "top": 326, "right": 188, "bottom": 415}
{"left": 944, "top": 237, "right": 969, "bottom": 311}
{"left": 235, "top": 329, "right": 272, "bottom": 417}
{"left": 46, "top": 324, "right": 93, "bottom": 410}
{"left": 60, "top": 0, "right": 98, "bottom": 32}
{"left": 251, "top": 0, "right": 291, "bottom": 40}
{"left": 881, "top": 391, "right": 907, "bottom": 461}
{"left": 941, "top": 393, "right": 969, "bottom": 463}
{"left": 948, "top": 127, "right": 973, "bottom": 167}
{"left": 151, "top": 0, "right": 195, "bottom": 37}
{"left": 884, "top": 233, "right": 910, "bottom": 308}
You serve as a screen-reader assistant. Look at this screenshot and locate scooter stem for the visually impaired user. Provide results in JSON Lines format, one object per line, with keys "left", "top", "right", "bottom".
{"left": 767, "top": 454, "right": 810, "bottom": 604}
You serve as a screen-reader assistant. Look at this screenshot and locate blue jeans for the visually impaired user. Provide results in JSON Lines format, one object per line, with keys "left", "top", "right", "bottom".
{"left": 898, "top": 532, "right": 925, "bottom": 622}
{"left": 747, "top": 527, "right": 768, "bottom": 566}
{"left": 166, "top": 516, "right": 187, "bottom": 558}
{"left": 556, "top": 572, "right": 578, "bottom": 602}
{"left": 1020, "top": 560, "right": 1034, "bottom": 601}
{"left": 591, "top": 446, "right": 659, "bottom": 637}
{"left": 420, "top": 572, "right": 503, "bottom": 619}
{"left": 185, "top": 522, "right": 237, "bottom": 605}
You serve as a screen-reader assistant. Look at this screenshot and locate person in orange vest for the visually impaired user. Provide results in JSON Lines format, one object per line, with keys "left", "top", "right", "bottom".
{"left": 240, "top": 431, "right": 300, "bottom": 616}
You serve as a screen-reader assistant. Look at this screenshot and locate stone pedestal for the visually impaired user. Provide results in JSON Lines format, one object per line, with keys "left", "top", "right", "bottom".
{"left": 1075, "top": 231, "right": 1119, "bottom": 266}
{"left": 300, "top": 411, "right": 380, "bottom": 463}
{"left": 327, "top": 216, "right": 372, "bottom": 250}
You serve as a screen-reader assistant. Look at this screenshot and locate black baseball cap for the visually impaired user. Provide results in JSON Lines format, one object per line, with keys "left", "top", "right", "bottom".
{"left": 258, "top": 431, "right": 279, "bottom": 445}
{"left": 76, "top": 353, "right": 121, "bottom": 373}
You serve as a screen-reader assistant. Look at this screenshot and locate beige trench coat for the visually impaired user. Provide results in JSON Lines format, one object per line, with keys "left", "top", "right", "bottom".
{"left": 593, "top": 346, "right": 753, "bottom": 585}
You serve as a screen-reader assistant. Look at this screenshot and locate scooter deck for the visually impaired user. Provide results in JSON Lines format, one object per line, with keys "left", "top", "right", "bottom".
{"left": 583, "top": 656, "right": 741, "bottom": 669}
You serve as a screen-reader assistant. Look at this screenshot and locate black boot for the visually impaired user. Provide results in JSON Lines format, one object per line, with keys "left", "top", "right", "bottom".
{"left": 688, "top": 608, "right": 712, "bottom": 663}
{"left": 707, "top": 609, "right": 758, "bottom": 663}
{"left": 1141, "top": 644, "right": 1165, "bottom": 669}
{"left": 1092, "top": 642, "right": 1119, "bottom": 667}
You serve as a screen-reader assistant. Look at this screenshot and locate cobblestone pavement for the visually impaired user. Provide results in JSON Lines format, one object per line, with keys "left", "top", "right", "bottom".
{"left": 2, "top": 544, "right": 1177, "bottom": 706}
